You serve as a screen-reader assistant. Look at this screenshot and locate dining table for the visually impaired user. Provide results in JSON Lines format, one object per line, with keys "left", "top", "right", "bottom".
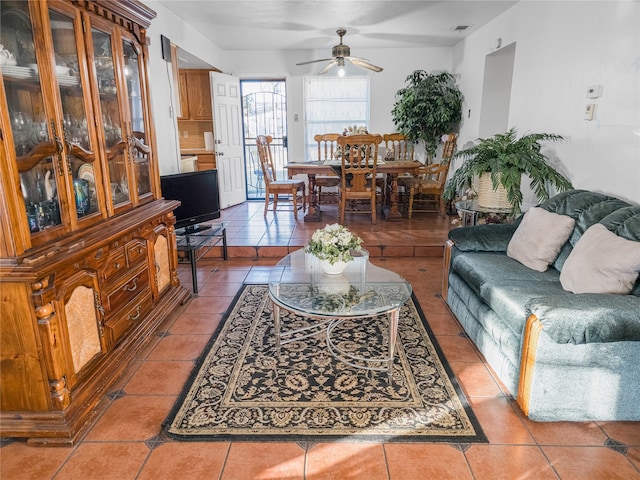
{"left": 286, "top": 160, "right": 422, "bottom": 222}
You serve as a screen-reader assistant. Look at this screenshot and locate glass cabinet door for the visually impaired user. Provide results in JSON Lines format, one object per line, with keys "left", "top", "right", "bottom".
{"left": 89, "top": 26, "right": 130, "bottom": 209}
{"left": 122, "top": 37, "right": 152, "bottom": 202}
{"left": 48, "top": 6, "right": 102, "bottom": 221}
{"left": 1, "top": 1, "right": 66, "bottom": 238}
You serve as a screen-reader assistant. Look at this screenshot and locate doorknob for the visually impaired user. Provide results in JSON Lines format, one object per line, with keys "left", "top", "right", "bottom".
{"left": 217, "top": 151, "right": 224, "bottom": 156}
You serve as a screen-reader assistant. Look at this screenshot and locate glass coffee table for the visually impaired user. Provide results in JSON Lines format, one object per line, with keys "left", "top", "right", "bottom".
{"left": 268, "top": 248, "right": 412, "bottom": 376}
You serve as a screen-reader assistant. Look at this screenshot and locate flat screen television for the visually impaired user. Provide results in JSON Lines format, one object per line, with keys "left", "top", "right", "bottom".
{"left": 160, "top": 170, "right": 220, "bottom": 233}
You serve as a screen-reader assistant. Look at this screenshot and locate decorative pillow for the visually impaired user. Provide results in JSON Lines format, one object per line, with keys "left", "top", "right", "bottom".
{"left": 560, "top": 224, "right": 640, "bottom": 294}
{"left": 507, "top": 207, "right": 575, "bottom": 272}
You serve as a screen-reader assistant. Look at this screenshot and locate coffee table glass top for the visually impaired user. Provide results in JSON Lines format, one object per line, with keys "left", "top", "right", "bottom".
{"left": 268, "top": 249, "right": 412, "bottom": 317}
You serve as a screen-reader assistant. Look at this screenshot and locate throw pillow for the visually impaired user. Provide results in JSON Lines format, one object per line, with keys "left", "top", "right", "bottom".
{"left": 560, "top": 223, "right": 640, "bottom": 294}
{"left": 507, "top": 207, "right": 575, "bottom": 272}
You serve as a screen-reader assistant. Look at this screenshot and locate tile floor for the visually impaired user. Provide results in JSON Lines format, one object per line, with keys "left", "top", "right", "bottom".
{"left": 1, "top": 202, "right": 639, "bottom": 479}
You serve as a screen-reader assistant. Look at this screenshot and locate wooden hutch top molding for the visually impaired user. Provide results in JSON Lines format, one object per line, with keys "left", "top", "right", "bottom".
{"left": 72, "top": 0, "right": 156, "bottom": 42}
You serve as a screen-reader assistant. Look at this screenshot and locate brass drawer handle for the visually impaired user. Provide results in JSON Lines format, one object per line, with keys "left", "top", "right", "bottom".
{"left": 123, "top": 278, "right": 138, "bottom": 292}
{"left": 129, "top": 306, "right": 141, "bottom": 321}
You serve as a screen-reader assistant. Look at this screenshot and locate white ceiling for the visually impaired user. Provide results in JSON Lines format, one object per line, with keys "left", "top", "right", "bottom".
{"left": 158, "top": 1, "right": 517, "bottom": 66}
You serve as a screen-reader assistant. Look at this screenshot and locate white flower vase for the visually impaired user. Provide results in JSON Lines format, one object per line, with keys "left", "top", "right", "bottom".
{"left": 318, "top": 259, "right": 348, "bottom": 275}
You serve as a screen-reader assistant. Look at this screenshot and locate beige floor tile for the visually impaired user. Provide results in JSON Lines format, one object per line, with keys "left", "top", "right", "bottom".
{"left": 137, "top": 442, "right": 229, "bottom": 480}
{"left": 449, "top": 361, "right": 503, "bottom": 398}
{"left": 542, "top": 445, "right": 640, "bottom": 480}
{"left": 465, "top": 444, "right": 557, "bottom": 480}
{"left": 524, "top": 420, "right": 608, "bottom": 446}
{"left": 469, "top": 396, "right": 535, "bottom": 445}
{"left": 385, "top": 443, "right": 472, "bottom": 480}
{"left": 0, "top": 442, "right": 73, "bottom": 480}
{"left": 221, "top": 442, "right": 305, "bottom": 480}
{"left": 85, "top": 395, "right": 175, "bottom": 442}
{"left": 146, "top": 333, "right": 210, "bottom": 361}
{"left": 54, "top": 442, "right": 149, "bottom": 480}
{"left": 306, "top": 443, "right": 388, "bottom": 480}
{"left": 124, "top": 360, "right": 194, "bottom": 395}
{"left": 169, "top": 312, "right": 224, "bottom": 335}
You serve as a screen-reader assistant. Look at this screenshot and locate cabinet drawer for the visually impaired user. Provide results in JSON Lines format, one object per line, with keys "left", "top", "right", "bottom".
{"left": 103, "top": 290, "right": 153, "bottom": 350}
{"left": 99, "top": 247, "right": 127, "bottom": 282}
{"left": 103, "top": 264, "right": 149, "bottom": 312}
{"left": 196, "top": 153, "right": 216, "bottom": 170}
{"left": 126, "top": 238, "right": 147, "bottom": 266}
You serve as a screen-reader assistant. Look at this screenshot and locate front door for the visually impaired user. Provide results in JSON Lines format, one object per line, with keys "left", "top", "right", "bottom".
{"left": 211, "top": 72, "right": 246, "bottom": 208}
{"left": 241, "top": 79, "right": 287, "bottom": 200}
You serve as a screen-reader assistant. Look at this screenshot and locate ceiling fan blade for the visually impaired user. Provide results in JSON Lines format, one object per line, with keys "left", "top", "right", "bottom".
{"left": 317, "top": 59, "right": 338, "bottom": 75}
{"left": 296, "top": 58, "right": 333, "bottom": 66}
{"left": 346, "top": 56, "right": 384, "bottom": 72}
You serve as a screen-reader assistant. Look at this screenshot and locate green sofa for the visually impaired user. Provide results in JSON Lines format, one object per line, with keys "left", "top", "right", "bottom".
{"left": 443, "top": 190, "right": 640, "bottom": 421}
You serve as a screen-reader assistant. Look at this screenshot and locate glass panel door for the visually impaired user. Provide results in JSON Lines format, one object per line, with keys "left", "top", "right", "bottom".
{"left": 240, "top": 79, "right": 287, "bottom": 200}
{"left": 121, "top": 38, "right": 151, "bottom": 200}
{"left": 90, "top": 26, "right": 130, "bottom": 208}
{"left": 49, "top": 7, "right": 101, "bottom": 219}
{"left": 1, "top": 1, "right": 64, "bottom": 237}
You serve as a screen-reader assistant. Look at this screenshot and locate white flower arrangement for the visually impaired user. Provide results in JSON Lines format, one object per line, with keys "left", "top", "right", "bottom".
{"left": 305, "top": 223, "right": 363, "bottom": 264}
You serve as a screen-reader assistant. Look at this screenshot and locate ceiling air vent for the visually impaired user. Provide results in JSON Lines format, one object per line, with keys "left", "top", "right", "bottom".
{"left": 451, "top": 25, "right": 470, "bottom": 32}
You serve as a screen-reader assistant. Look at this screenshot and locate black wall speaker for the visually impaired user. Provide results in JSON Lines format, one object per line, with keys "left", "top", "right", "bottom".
{"left": 161, "top": 34, "right": 171, "bottom": 62}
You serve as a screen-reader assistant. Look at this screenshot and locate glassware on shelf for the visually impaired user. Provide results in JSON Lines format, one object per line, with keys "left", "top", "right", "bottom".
{"left": 73, "top": 178, "right": 90, "bottom": 216}
{"left": 11, "top": 111, "right": 31, "bottom": 155}
{"left": 32, "top": 121, "right": 48, "bottom": 144}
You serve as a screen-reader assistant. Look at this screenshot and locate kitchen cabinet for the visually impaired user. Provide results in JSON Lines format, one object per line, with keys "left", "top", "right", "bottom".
{"left": 0, "top": 0, "right": 190, "bottom": 445}
{"left": 196, "top": 152, "right": 216, "bottom": 170}
{"left": 177, "top": 69, "right": 212, "bottom": 120}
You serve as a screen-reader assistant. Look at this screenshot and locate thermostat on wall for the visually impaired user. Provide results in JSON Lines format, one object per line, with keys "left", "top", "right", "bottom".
{"left": 586, "top": 85, "right": 602, "bottom": 98}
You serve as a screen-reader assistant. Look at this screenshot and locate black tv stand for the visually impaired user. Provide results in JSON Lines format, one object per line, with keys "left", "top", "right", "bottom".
{"left": 179, "top": 224, "right": 212, "bottom": 235}
{"left": 175, "top": 222, "right": 228, "bottom": 294}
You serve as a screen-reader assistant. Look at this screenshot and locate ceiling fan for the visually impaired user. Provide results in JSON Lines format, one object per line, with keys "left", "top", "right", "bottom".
{"left": 296, "top": 28, "right": 383, "bottom": 76}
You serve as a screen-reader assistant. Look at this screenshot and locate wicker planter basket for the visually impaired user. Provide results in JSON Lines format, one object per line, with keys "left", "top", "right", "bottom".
{"left": 477, "top": 173, "right": 512, "bottom": 209}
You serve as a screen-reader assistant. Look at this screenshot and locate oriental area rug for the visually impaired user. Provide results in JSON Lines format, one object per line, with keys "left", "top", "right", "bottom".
{"left": 163, "top": 284, "right": 486, "bottom": 443}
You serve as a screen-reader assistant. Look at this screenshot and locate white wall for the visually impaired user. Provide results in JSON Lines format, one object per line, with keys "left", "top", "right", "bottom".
{"left": 453, "top": 1, "right": 640, "bottom": 206}
{"left": 143, "top": 1, "right": 226, "bottom": 175}
{"left": 224, "top": 47, "right": 452, "bottom": 163}
{"left": 143, "top": 1, "right": 639, "bottom": 205}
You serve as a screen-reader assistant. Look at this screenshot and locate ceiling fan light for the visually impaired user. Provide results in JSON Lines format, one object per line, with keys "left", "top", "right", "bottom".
{"left": 338, "top": 66, "right": 345, "bottom": 77}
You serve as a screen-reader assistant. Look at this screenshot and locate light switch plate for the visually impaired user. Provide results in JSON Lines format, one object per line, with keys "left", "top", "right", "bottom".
{"left": 585, "top": 104, "right": 596, "bottom": 121}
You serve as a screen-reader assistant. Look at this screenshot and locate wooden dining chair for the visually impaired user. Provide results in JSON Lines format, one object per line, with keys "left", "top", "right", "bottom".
{"left": 383, "top": 133, "right": 415, "bottom": 204}
{"left": 336, "top": 133, "right": 383, "bottom": 224}
{"left": 383, "top": 133, "right": 414, "bottom": 162}
{"left": 313, "top": 133, "right": 341, "bottom": 204}
{"left": 404, "top": 162, "right": 451, "bottom": 218}
{"left": 256, "top": 135, "right": 306, "bottom": 219}
{"left": 402, "top": 133, "right": 457, "bottom": 218}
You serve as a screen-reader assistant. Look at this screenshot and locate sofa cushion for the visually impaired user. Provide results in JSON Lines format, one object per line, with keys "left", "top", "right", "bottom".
{"left": 507, "top": 207, "right": 575, "bottom": 272}
{"left": 479, "top": 280, "right": 568, "bottom": 337}
{"left": 538, "top": 190, "right": 632, "bottom": 271}
{"left": 526, "top": 294, "right": 640, "bottom": 344}
{"left": 560, "top": 224, "right": 640, "bottom": 294}
{"left": 599, "top": 206, "right": 640, "bottom": 296}
{"left": 451, "top": 252, "right": 560, "bottom": 297}
{"left": 448, "top": 222, "right": 520, "bottom": 253}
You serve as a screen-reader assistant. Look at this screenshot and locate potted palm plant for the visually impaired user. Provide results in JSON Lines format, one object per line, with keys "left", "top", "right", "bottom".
{"left": 444, "top": 128, "right": 573, "bottom": 216}
{"left": 391, "top": 70, "right": 462, "bottom": 159}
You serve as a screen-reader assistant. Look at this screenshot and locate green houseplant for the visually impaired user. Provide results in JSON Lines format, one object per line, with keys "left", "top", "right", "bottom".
{"left": 444, "top": 128, "right": 573, "bottom": 216}
{"left": 391, "top": 70, "right": 463, "bottom": 158}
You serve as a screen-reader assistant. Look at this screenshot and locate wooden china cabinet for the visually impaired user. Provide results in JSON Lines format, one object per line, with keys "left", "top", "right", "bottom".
{"left": 0, "top": 0, "right": 190, "bottom": 445}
